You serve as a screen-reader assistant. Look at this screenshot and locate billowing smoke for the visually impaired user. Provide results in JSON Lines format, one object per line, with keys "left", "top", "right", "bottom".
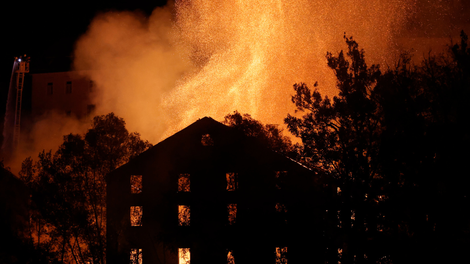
{"left": 6, "top": 0, "right": 470, "bottom": 173}
{"left": 73, "top": 0, "right": 418, "bottom": 143}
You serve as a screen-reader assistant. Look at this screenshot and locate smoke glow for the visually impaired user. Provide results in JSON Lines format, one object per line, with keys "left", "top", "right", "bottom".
{"left": 73, "top": 0, "right": 416, "bottom": 143}
{"left": 5, "top": 0, "right": 470, "bottom": 173}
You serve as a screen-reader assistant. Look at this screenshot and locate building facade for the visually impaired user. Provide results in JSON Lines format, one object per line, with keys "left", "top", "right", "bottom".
{"left": 106, "top": 117, "right": 332, "bottom": 264}
{"left": 31, "top": 70, "right": 95, "bottom": 119}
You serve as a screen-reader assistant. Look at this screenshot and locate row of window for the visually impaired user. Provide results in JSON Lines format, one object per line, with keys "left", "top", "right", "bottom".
{"left": 130, "top": 171, "right": 287, "bottom": 194}
{"left": 129, "top": 203, "right": 287, "bottom": 227}
{"left": 45, "top": 80, "right": 94, "bottom": 95}
{"left": 130, "top": 247, "right": 288, "bottom": 264}
{"left": 129, "top": 204, "right": 235, "bottom": 227}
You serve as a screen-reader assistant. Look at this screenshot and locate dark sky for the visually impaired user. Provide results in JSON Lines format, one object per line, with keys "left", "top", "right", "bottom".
{"left": 1, "top": 0, "right": 469, "bottom": 126}
{"left": 0, "top": 0, "right": 168, "bottom": 126}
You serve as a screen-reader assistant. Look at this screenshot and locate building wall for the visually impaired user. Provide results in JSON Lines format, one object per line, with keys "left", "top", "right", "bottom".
{"left": 107, "top": 118, "right": 331, "bottom": 264}
{"left": 31, "top": 71, "right": 94, "bottom": 119}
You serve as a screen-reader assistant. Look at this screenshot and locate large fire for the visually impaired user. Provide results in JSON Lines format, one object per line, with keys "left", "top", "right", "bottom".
{"left": 73, "top": 0, "right": 415, "bottom": 143}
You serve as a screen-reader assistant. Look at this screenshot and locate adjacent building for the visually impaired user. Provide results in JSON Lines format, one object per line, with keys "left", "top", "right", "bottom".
{"left": 2, "top": 56, "right": 95, "bottom": 155}
{"left": 106, "top": 117, "right": 333, "bottom": 264}
{"left": 31, "top": 70, "right": 95, "bottom": 119}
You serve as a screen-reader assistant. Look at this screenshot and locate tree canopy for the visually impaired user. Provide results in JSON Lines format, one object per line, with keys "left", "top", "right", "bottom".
{"left": 19, "top": 113, "right": 152, "bottom": 264}
{"left": 285, "top": 32, "right": 470, "bottom": 263}
{"left": 223, "top": 111, "right": 297, "bottom": 158}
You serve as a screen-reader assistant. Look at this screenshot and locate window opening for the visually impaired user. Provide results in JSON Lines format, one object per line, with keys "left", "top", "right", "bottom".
{"left": 131, "top": 175, "right": 142, "bottom": 194}
{"left": 47, "top": 82, "right": 53, "bottom": 95}
{"left": 275, "top": 171, "right": 287, "bottom": 189}
{"left": 275, "top": 247, "right": 288, "bottom": 264}
{"left": 226, "top": 172, "right": 238, "bottom": 191}
{"left": 227, "top": 250, "right": 235, "bottom": 264}
{"left": 201, "top": 134, "right": 214, "bottom": 146}
{"left": 130, "top": 206, "right": 143, "bottom": 226}
{"left": 130, "top": 248, "right": 142, "bottom": 264}
{"left": 338, "top": 248, "right": 343, "bottom": 264}
{"left": 178, "top": 173, "right": 190, "bottom": 192}
{"left": 228, "top": 204, "right": 237, "bottom": 225}
{"left": 178, "top": 205, "right": 190, "bottom": 226}
{"left": 66, "top": 81, "right": 72, "bottom": 94}
{"left": 179, "top": 248, "right": 190, "bottom": 264}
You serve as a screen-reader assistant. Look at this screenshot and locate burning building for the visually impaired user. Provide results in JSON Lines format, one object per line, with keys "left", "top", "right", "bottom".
{"left": 106, "top": 117, "right": 333, "bottom": 264}
{"left": 2, "top": 55, "right": 94, "bottom": 158}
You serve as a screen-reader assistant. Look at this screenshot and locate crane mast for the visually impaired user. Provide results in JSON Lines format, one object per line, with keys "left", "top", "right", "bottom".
{"left": 12, "top": 56, "right": 30, "bottom": 149}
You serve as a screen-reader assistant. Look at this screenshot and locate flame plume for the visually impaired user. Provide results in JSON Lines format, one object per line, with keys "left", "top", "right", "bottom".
{"left": 74, "top": 0, "right": 415, "bottom": 142}
{"left": 167, "top": 0, "right": 413, "bottom": 131}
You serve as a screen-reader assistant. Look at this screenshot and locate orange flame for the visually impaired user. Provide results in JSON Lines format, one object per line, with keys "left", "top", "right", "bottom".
{"left": 74, "top": 0, "right": 416, "bottom": 143}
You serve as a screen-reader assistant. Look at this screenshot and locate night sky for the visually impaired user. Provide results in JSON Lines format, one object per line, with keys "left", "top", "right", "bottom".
{"left": 1, "top": 0, "right": 168, "bottom": 124}
{"left": 1, "top": 0, "right": 469, "bottom": 157}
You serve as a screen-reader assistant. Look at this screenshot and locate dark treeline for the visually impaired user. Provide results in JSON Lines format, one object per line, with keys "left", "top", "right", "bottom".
{"left": 226, "top": 31, "right": 469, "bottom": 263}
{"left": 12, "top": 113, "right": 151, "bottom": 264}
{"left": 283, "top": 31, "right": 470, "bottom": 263}
{"left": 5, "top": 32, "right": 469, "bottom": 263}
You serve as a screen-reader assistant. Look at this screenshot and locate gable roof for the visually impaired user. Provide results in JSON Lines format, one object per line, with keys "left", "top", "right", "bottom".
{"left": 106, "top": 116, "right": 312, "bottom": 181}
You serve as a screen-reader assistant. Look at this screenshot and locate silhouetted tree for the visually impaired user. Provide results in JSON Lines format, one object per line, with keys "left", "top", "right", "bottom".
{"left": 285, "top": 35, "right": 384, "bottom": 263}
{"left": 374, "top": 31, "right": 470, "bottom": 264}
{"left": 285, "top": 32, "right": 470, "bottom": 263}
{"left": 19, "top": 113, "right": 152, "bottom": 264}
{"left": 223, "top": 111, "right": 298, "bottom": 159}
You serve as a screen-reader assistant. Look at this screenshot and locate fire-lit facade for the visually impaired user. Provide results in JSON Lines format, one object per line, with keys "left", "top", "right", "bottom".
{"left": 2, "top": 57, "right": 96, "bottom": 155}
{"left": 106, "top": 117, "right": 332, "bottom": 264}
{"left": 31, "top": 71, "right": 95, "bottom": 119}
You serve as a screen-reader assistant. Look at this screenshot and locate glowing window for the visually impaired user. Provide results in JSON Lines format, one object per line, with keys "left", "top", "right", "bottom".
{"left": 178, "top": 174, "right": 190, "bottom": 192}
{"left": 275, "top": 171, "right": 287, "bottom": 189}
{"left": 179, "top": 248, "right": 190, "bottom": 264}
{"left": 227, "top": 250, "right": 235, "bottom": 264}
{"left": 131, "top": 175, "right": 142, "bottom": 194}
{"left": 130, "top": 206, "right": 143, "bottom": 226}
{"left": 66, "top": 81, "right": 72, "bottom": 94}
{"left": 228, "top": 204, "right": 237, "bottom": 225}
{"left": 130, "top": 248, "right": 142, "bottom": 264}
{"left": 275, "top": 247, "right": 288, "bottom": 264}
{"left": 178, "top": 205, "right": 190, "bottom": 226}
{"left": 201, "top": 134, "right": 214, "bottom": 146}
{"left": 338, "top": 248, "right": 343, "bottom": 264}
{"left": 226, "top": 173, "right": 238, "bottom": 191}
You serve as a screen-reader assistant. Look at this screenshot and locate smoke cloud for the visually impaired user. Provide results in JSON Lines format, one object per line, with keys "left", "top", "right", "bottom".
{"left": 73, "top": 0, "right": 418, "bottom": 143}
{"left": 6, "top": 0, "right": 469, "bottom": 174}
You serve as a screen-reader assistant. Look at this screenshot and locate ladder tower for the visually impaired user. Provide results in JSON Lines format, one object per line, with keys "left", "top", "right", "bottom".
{"left": 12, "top": 56, "right": 30, "bottom": 149}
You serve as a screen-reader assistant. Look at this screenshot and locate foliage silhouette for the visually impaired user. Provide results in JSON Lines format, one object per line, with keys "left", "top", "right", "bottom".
{"left": 19, "top": 113, "right": 151, "bottom": 264}
{"left": 224, "top": 111, "right": 297, "bottom": 159}
{"left": 285, "top": 32, "right": 470, "bottom": 263}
